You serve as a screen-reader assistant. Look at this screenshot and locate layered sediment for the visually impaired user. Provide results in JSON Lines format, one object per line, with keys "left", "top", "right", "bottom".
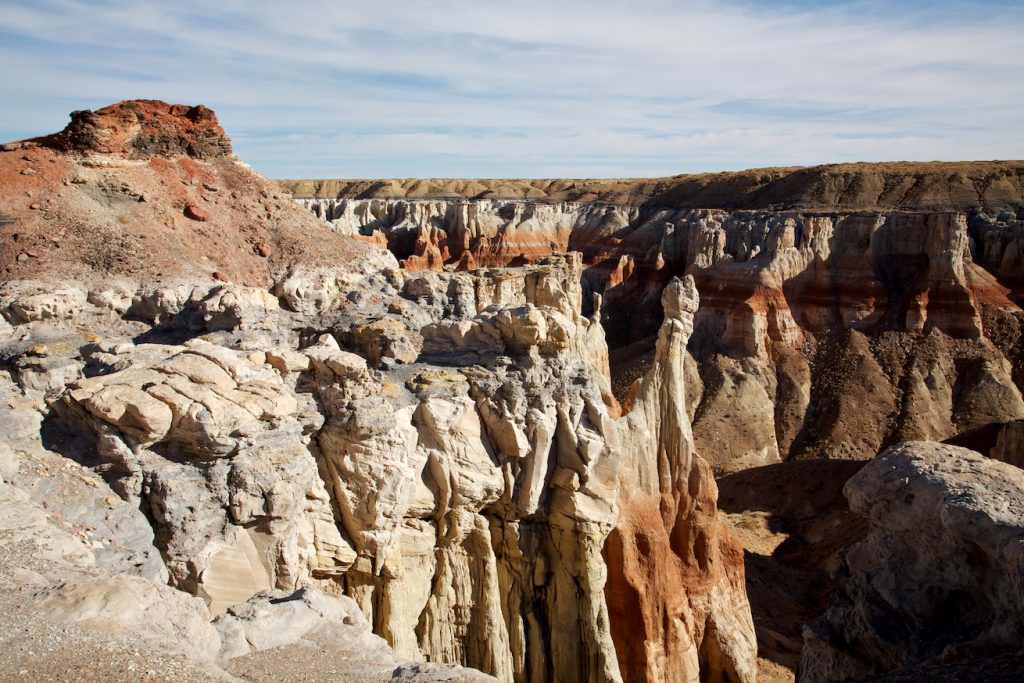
{"left": 286, "top": 173, "right": 1024, "bottom": 474}
{"left": 4, "top": 99, "right": 1024, "bottom": 683}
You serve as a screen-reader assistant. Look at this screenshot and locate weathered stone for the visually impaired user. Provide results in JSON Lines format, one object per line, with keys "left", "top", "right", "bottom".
{"left": 184, "top": 204, "right": 208, "bottom": 221}
{"left": 215, "top": 587, "right": 496, "bottom": 681}
{"left": 607, "top": 276, "right": 757, "bottom": 683}
{"left": 801, "top": 442, "right": 1024, "bottom": 682}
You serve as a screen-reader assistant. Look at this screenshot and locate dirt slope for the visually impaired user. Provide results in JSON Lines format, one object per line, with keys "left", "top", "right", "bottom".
{"left": 0, "top": 100, "right": 376, "bottom": 286}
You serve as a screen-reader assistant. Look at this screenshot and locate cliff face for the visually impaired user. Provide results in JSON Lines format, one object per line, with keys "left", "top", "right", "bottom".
{"left": 608, "top": 277, "right": 755, "bottom": 682}
{"left": 289, "top": 184, "right": 1024, "bottom": 474}
{"left": 0, "top": 102, "right": 755, "bottom": 682}
{"left": 6, "top": 100, "right": 1023, "bottom": 682}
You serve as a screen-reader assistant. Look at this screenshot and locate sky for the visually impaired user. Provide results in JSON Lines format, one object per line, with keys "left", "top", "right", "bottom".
{"left": 1, "top": 0, "right": 1022, "bottom": 179}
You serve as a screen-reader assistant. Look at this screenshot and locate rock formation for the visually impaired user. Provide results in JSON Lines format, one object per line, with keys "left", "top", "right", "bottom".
{"left": 5, "top": 98, "right": 1023, "bottom": 683}
{"left": 607, "top": 277, "right": 756, "bottom": 682}
{"left": 284, "top": 162, "right": 1024, "bottom": 210}
{"left": 288, "top": 179, "right": 1024, "bottom": 475}
{"left": 800, "top": 442, "right": 1024, "bottom": 682}
{"left": 0, "top": 99, "right": 386, "bottom": 287}
{"left": 0, "top": 101, "right": 756, "bottom": 682}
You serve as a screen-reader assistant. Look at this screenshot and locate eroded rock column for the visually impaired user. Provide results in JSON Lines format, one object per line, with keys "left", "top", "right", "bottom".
{"left": 606, "top": 276, "right": 757, "bottom": 683}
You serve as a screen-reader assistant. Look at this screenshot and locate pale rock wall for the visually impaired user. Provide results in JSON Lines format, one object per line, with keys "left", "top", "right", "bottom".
{"left": 1, "top": 250, "right": 755, "bottom": 681}
{"left": 296, "top": 197, "right": 1024, "bottom": 473}
{"left": 302, "top": 256, "right": 631, "bottom": 682}
{"left": 57, "top": 339, "right": 357, "bottom": 610}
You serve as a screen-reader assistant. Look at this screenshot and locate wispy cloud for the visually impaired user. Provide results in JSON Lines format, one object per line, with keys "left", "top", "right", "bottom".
{"left": 1, "top": 0, "right": 1021, "bottom": 177}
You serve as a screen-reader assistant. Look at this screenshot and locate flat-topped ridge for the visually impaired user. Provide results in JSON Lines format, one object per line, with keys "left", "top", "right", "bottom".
{"left": 280, "top": 160, "right": 1024, "bottom": 211}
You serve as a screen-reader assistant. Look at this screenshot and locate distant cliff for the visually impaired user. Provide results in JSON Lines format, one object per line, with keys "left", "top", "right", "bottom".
{"left": 280, "top": 160, "right": 1024, "bottom": 211}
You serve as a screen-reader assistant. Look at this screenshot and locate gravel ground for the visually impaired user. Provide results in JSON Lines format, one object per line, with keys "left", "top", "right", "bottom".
{"left": 0, "top": 536, "right": 226, "bottom": 682}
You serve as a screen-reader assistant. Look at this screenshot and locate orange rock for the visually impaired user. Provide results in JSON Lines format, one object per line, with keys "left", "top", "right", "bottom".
{"left": 401, "top": 225, "right": 448, "bottom": 271}
{"left": 607, "top": 254, "right": 635, "bottom": 288}
{"left": 27, "top": 100, "right": 233, "bottom": 159}
{"left": 354, "top": 230, "right": 388, "bottom": 249}
{"left": 184, "top": 204, "right": 208, "bottom": 221}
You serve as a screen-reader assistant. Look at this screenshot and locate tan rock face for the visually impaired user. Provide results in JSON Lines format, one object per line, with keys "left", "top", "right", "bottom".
{"left": 189, "top": 256, "right": 745, "bottom": 682}
{"left": 1, "top": 237, "right": 753, "bottom": 681}
{"left": 59, "top": 339, "right": 356, "bottom": 609}
{"left": 0, "top": 444, "right": 489, "bottom": 682}
{"left": 300, "top": 256, "right": 629, "bottom": 681}
{"left": 215, "top": 587, "right": 497, "bottom": 681}
{"left": 42, "top": 575, "right": 222, "bottom": 661}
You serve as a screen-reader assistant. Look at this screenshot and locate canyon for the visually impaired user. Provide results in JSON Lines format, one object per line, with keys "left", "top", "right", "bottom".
{"left": 283, "top": 168, "right": 1024, "bottom": 475}
{"left": 0, "top": 99, "right": 1022, "bottom": 683}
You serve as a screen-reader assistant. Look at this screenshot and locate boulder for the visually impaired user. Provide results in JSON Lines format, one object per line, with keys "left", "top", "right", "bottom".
{"left": 801, "top": 442, "right": 1024, "bottom": 681}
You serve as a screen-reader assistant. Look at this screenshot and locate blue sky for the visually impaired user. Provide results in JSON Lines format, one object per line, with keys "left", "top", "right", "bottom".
{"left": 1, "top": 0, "right": 1021, "bottom": 178}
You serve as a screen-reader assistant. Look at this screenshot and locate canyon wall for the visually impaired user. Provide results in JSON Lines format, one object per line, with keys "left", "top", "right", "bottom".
{"left": 4, "top": 101, "right": 1023, "bottom": 681}
{"left": 287, "top": 180, "right": 1024, "bottom": 474}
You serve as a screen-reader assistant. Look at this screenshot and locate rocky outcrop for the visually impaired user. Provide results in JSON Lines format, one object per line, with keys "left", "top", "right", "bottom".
{"left": 57, "top": 339, "right": 356, "bottom": 612}
{"left": 0, "top": 99, "right": 385, "bottom": 287}
{"left": 800, "top": 442, "right": 1024, "bottom": 682}
{"left": 10, "top": 100, "right": 233, "bottom": 159}
{"left": 0, "top": 461, "right": 489, "bottom": 681}
{"left": 0, "top": 100, "right": 529, "bottom": 681}
{"left": 298, "top": 196, "right": 635, "bottom": 270}
{"left": 0, "top": 245, "right": 755, "bottom": 681}
{"left": 28, "top": 98, "right": 1024, "bottom": 683}
{"left": 299, "top": 255, "right": 637, "bottom": 682}
{"left": 216, "top": 588, "right": 496, "bottom": 681}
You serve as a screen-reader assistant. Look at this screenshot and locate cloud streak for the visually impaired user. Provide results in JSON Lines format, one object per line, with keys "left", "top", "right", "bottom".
{"left": 1, "top": 0, "right": 1021, "bottom": 177}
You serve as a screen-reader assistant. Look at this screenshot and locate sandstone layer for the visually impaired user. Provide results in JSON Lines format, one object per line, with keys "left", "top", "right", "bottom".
{"left": 282, "top": 161, "right": 1024, "bottom": 210}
